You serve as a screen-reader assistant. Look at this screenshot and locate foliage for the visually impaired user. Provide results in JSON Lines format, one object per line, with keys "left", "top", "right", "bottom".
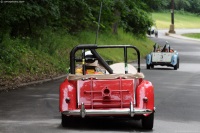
{"left": 146, "top": 0, "right": 200, "bottom": 15}
{"left": 120, "top": 0, "right": 153, "bottom": 35}
{"left": 0, "top": 0, "right": 153, "bottom": 38}
{"left": 0, "top": 28, "right": 154, "bottom": 88}
{"left": 0, "top": 0, "right": 199, "bottom": 40}
{"left": 0, "top": 0, "right": 60, "bottom": 38}
{"left": 144, "top": 0, "right": 170, "bottom": 11}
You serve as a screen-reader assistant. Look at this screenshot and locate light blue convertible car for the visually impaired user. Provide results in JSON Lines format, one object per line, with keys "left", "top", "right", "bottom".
{"left": 146, "top": 42, "right": 179, "bottom": 70}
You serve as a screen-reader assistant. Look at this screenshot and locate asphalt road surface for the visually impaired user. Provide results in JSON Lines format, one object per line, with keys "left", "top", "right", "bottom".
{"left": 1, "top": 29, "right": 200, "bottom": 133}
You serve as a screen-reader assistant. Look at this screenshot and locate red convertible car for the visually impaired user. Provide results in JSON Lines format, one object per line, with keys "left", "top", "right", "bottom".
{"left": 59, "top": 44, "right": 155, "bottom": 130}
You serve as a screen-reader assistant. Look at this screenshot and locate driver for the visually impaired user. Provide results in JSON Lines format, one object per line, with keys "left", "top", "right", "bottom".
{"left": 76, "top": 51, "right": 105, "bottom": 74}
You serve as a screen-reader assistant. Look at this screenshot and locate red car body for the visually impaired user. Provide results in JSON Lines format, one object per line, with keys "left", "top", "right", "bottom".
{"left": 59, "top": 44, "right": 155, "bottom": 130}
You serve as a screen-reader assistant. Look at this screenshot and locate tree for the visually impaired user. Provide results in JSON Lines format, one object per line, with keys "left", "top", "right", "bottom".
{"left": 0, "top": 0, "right": 60, "bottom": 37}
{"left": 174, "top": 0, "right": 191, "bottom": 10}
{"left": 144, "top": 0, "right": 170, "bottom": 11}
{"left": 0, "top": 0, "right": 154, "bottom": 38}
{"left": 120, "top": 0, "right": 153, "bottom": 35}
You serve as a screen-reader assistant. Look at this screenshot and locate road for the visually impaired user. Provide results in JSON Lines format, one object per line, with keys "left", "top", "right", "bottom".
{"left": 1, "top": 29, "right": 200, "bottom": 133}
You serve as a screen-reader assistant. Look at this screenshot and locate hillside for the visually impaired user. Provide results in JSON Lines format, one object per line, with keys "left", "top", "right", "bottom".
{"left": 0, "top": 29, "right": 154, "bottom": 90}
{"left": 0, "top": 1, "right": 155, "bottom": 90}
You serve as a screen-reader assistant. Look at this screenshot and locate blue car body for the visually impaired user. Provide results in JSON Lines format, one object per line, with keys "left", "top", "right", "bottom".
{"left": 146, "top": 43, "right": 179, "bottom": 70}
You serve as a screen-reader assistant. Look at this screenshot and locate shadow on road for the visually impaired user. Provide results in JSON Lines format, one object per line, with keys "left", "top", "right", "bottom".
{"left": 58, "top": 117, "right": 153, "bottom": 132}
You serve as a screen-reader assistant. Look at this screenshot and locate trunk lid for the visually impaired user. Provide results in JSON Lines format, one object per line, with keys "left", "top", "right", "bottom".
{"left": 77, "top": 78, "right": 135, "bottom": 109}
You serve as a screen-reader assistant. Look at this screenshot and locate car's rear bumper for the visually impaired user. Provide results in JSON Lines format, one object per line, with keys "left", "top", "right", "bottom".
{"left": 62, "top": 102, "right": 153, "bottom": 118}
{"left": 151, "top": 62, "right": 173, "bottom": 66}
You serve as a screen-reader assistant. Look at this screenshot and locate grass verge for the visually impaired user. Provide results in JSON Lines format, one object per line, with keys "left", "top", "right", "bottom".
{"left": 182, "top": 33, "right": 200, "bottom": 39}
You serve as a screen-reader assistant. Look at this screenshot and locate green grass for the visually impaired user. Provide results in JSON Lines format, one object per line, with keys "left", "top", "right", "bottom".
{"left": 78, "top": 29, "right": 153, "bottom": 62}
{"left": 0, "top": 29, "right": 154, "bottom": 88}
{"left": 152, "top": 12, "right": 200, "bottom": 29}
{"left": 182, "top": 33, "right": 200, "bottom": 39}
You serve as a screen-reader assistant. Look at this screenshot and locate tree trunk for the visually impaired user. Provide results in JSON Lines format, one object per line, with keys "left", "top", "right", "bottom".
{"left": 112, "top": 10, "right": 120, "bottom": 34}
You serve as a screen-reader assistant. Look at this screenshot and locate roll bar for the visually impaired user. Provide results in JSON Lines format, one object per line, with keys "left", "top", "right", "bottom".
{"left": 70, "top": 44, "right": 141, "bottom": 74}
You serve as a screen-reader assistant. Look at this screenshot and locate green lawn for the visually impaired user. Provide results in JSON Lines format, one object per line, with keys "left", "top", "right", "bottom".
{"left": 152, "top": 12, "right": 200, "bottom": 29}
{"left": 182, "top": 33, "right": 200, "bottom": 39}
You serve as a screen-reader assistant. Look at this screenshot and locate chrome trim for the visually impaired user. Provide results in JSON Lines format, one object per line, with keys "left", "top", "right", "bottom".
{"left": 130, "top": 102, "right": 134, "bottom": 117}
{"left": 80, "top": 102, "right": 86, "bottom": 118}
{"left": 62, "top": 103, "right": 152, "bottom": 117}
{"left": 133, "top": 79, "right": 137, "bottom": 105}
